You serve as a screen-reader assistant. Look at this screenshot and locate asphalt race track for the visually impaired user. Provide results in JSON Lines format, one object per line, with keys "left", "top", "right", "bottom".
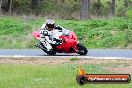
{"left": 0, "top": 49, "right": 132, "bottom": 59}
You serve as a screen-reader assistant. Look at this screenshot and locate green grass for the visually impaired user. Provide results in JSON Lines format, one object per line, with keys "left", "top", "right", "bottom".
{"left": 0, "top": 63, "right": 131, "bottom": 88}
{"left": 70, "top": 58, "right": 80, "bottom": 61}
{"left": 0, "top": 16, "right": 132, "bottom": 48}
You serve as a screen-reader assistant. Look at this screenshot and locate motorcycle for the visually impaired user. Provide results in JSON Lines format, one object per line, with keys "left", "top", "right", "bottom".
{"left": 32, "top": 30, "right": 88, "bottom": 55}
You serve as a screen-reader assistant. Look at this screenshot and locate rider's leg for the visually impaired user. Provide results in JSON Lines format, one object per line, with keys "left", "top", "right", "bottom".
{"left": 42, "top": 41, "right": 52, "bottom": 51}
{"left": 36, "top": 41, "right": 52, "bottom": 51}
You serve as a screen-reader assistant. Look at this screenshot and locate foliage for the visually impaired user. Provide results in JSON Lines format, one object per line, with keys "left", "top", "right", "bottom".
{"left": 0, "top": 17, "right": 132, "bottom": 48}
{"left": 70, "top": 58, "right": 80, "bottom": 61}
{"left": 126, "top": 10, "right": 132, "bottom": 19}
{"left": 1, "top": 0, "right": 132, "bottom": 19}
{"left": 0, "top": 17, "right": 29, "bottom": 36}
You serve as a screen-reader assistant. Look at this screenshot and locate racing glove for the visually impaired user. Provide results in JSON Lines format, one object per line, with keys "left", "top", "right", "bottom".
{"left": 51, "top": 39, "right": 63, "bottom": 45}
{"left": 63, "top": 30, "right": 70, "bottom": 36}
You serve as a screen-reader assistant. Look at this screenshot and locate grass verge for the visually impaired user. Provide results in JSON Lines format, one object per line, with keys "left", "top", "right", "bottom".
{"left": 0, "top": 16, "right": 132, "bottom": 48}
{"left": 0, "top": 58, "right": 131, "bottom": 88}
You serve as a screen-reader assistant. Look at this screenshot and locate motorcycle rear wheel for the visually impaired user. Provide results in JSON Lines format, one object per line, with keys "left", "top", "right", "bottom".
{"left": 77, "top": 43, "right": 88, "bottom": 55}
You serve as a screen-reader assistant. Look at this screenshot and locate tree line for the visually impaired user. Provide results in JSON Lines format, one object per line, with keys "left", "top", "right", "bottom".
{"left": 0, "top": 0, "right": 132, "bottom": 19}
{"left": 81, "top": 0, "right": 132, "bottom": 19}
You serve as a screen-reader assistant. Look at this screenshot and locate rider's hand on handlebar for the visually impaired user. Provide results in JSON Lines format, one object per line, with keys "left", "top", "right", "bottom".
{"left": 51, "top": 41, "right": 57, "bottom": 45}
{"left": 51, "top": 40, "right": 60, "bottom": 45}
{"left": 63, "top": 30, "right": 70, "bottom": 36}
{"left": 51, "top": 38, "right": 63, "bottom": 45}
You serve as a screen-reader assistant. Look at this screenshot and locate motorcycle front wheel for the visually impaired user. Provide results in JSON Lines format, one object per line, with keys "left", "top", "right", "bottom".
{"left": 77, "top": 43, "right": 88, "bottom": 55}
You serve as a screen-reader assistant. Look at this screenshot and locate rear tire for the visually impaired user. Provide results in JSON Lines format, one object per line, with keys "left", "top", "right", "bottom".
{"left": 77, "top": 43, "right": 88, "bottom": 55}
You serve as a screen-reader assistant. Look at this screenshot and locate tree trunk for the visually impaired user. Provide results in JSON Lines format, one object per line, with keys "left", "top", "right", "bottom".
{"left": 31, "top": 0, "right": 38, "bottom": 16}
{"left": 0, "top": 0, "right": 2, "bottom": 14}
{"left": 80, "top": 0, "right": 90, "bottom": 19}
{"left": 9, "top": 0, "right": 12, "bottom": 15}
{"left": 31, "top": 0, "right": 38, "bottom": 9}
{"left": 124, "top": 0, "right": 128, "bottom": 16}
{"left": 61, "top": 0, "right": 65, "bottom": 3}
{"left": 124, "top": 0, "right": 128, "bottom": 8}
{"left": 1, "top": 0, "right": 10, "bottom": 12}
{"left": 111, "top": 0, "right": 115, "bottom": 16}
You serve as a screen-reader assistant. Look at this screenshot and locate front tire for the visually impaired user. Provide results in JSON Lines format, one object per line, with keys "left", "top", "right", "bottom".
{"left": 77, "top": 43, "right": 88, "bottom": 55}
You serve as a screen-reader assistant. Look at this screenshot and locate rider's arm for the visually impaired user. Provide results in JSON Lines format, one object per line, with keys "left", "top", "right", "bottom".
{"left": 40, "top": 29, "right": 45, "bottom": 42}
{"left": 54, "top": 25, "right": 70, "bottom": 35}
{"left": 40, "top": 29, "right": 52, "bottom": 44}
{"left": 54, "top": 25, "right": 66, "bottom": 31}
{"left": 40, "top": 24, "right": 53, "bottom": 43}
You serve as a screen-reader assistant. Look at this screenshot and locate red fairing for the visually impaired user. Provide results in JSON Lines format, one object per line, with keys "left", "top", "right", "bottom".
{"left": 32, "top": 31, "right": 41, "bottom": 40}
{"left": 32, "top": 31, "right": 79, "bottom": 53}
{"left": 57, "top": 31, "right": 78, "bottom": 53}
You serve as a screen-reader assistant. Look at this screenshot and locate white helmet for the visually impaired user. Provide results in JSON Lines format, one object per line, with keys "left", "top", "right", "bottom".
{"left": 46, "top": 19, "right": 55, "bottom": 31}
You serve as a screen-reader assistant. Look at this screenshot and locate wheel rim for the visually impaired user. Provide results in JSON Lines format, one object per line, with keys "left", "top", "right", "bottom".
{"left": 77, "top": 43, "right": 87, "bottom": 55}
{"left": 79, "top": 50, "right": 84, "bottom": 53}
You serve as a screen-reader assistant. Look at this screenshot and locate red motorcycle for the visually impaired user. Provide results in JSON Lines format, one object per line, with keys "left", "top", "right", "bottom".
{"left": 32, "top": 31, "right": 88, "bottom": 55}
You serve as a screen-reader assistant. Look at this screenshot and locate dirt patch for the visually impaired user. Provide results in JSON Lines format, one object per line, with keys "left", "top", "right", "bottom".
{"left": 0, "top": 58, "right": 69, "bottom": 65}
{"left": 0, "top": 57, "right": 132, "bottom": 65}
{"left": 0, "top": 57, "right": 132, "bottom": 73}
{"left": 105, "top": 66, "right": 132, "bottom": 74}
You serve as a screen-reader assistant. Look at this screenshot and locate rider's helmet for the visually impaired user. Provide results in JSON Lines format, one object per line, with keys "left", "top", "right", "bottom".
{"left": 45, "top": 19, "right": 55, "bottom": 31}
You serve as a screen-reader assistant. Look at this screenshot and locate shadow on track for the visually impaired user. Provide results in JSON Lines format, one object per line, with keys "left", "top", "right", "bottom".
{"left": 39, "top": 53, "right": 83, "bottom": 56}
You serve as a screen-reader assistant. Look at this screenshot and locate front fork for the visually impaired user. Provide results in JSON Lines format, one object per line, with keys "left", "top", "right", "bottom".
{"left": 73, "top": 41, "right": 79, "bottom": 53}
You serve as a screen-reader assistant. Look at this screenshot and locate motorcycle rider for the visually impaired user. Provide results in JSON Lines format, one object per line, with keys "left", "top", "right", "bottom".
{"left": 39, "top": 19, "right": 69, "bottom": 51}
